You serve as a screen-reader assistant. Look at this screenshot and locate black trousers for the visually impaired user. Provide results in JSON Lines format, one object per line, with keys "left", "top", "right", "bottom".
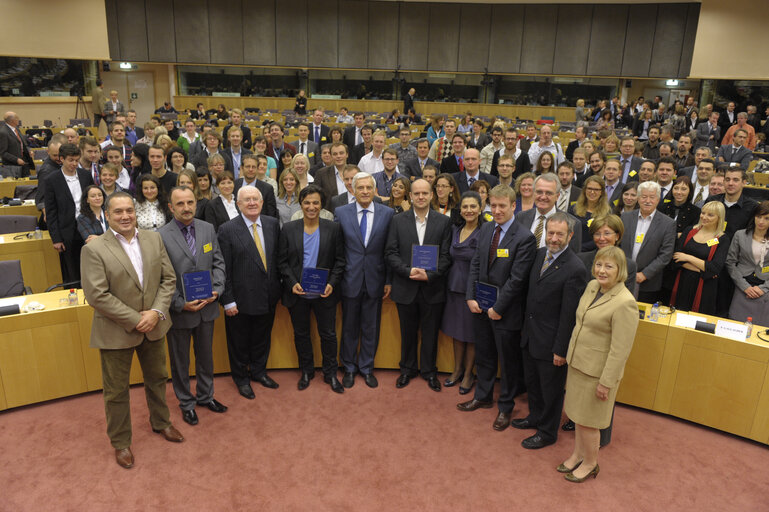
{"left": 521, "top": 348, "right": 567, "bottom": 442}
{"left": 224, "top": 310, "right": 275, "bottom": 386}
{"left": 473, "top": 314, "right": 523, "bottom": 414}
{"left": 637, "top": 289, "right": 660, "bottom": 305}
{"left": 288, "top": 297, "right": 339, "bottom": 377}
{"left": 395, "top": 290, "right": 443, "bottom": 378}
{"left": 60, "top": 234, "right": 84, "bottom": 286}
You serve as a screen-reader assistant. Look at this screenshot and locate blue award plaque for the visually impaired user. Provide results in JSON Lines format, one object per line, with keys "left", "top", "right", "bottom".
{"left": 301, "top": 267, "right": 329, "bottom": 297}
{"left": 411, "top": 244, "right": 438, "bottom": 271}
{"left": 475, "top": 282, "right": 498, "bottom": 311}
{"left": 183, "top": 271, "right": 213, "bottom": 301}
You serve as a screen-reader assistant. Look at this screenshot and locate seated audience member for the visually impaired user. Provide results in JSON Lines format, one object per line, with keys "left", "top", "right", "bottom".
{"left": 726, "top": 201, "right": 769, "bottom": 325}
{"left": 77, "top": 185, "right": 107, "bottom": 244}
{"left": 716, "top": 129, "right": 754, "bottom": 169}
{"left": 177, "top": 168, "right": 208, "bottom": 219}
{"left": 569, "top": 175, "right": 611, "bottom": 252}
{"left": 204, "top": 171, "right": 238, "bottom": 231}
{"left": 135, "top": 174, "right": 171, "bottom": 231}
{"left": 276, "top": 168, "right": 301, "bottom": 227}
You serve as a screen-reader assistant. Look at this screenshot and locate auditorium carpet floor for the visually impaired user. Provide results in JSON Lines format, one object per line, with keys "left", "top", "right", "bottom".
{"left": 2, "top": 370, "right": 768, "bottom": 511}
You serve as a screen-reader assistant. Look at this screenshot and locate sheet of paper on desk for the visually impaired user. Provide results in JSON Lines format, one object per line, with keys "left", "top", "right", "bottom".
{"left": 715, "top": 320, "right": 748, "bottom": 341}
{"left": 0, "top": 296, "right": 26, "bottom": 309}
{"left": 0, "top": 236, "right": 4, "bottom": 243}
{"left": 675, "top": 312, "right": 707, "bottom": 329}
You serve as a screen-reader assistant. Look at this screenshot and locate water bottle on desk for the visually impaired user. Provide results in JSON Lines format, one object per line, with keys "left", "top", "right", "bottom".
{"left": 745, "top": 317, "right": 753, "bottom": 339}
{"left": 68, "top": 289, "right": 78, "bottom": 306}
{"left": 34, "top": 227, "right": 42, "bottom": 239}
{"left": 649, "top": 302, "right": 659, "bottom": 322}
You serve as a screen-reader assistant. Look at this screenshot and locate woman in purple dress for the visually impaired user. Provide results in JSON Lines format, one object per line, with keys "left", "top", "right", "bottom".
{"left": 441, "top": 191, "right": 484, "bottom": 394}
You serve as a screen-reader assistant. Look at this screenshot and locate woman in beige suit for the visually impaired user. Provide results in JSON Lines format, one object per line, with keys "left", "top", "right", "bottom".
{"left": 558, "top": 246, "right": 639, "bottom": 483}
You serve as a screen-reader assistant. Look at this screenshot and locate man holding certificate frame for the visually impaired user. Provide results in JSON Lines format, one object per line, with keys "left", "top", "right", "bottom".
{"left": 385, "top": 179, "right": 452, "bottom": 392}
{"left": 278, "top": 184, "right": 346, "bottom": 393}
{"left": 458, "top": 184, "right": 537, "bottom": 433}
{"left": 160, "top": 187, "right": 228, "bottom": 426}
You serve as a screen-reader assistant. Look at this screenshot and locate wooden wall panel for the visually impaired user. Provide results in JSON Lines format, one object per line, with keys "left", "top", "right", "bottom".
{"left": 398, "top": 3, "right": 429, "bottom": 71}
{"left": 622, "top": 4, "right": 656, "bottom": 77}
{"left": 426, "top": 4, "right": 461, "bottom": 72}
{"left": 368, "top": 1, "right": 398, "bottom": 70}
{"left": 678, "top": 3, "right": 700, "bottom": 78}
{"left": 174, "top": 0, "right": 210, "bottom": 63}
{"left": 457, "top": 4, "right": 491, "bottom": 73}
{"left": 338, "top": 0, "right": 368, "bottom": 69}
{"left": 487, "top": 4, "right": 523, "bottom": 73}
{"left": 104, "top": 0, "right": 120, "bottom": 60}
{"left": 308, "top": 0, "right": 339, "bottom": 68}
{"left": 275, "top": 0, "right": 308, "bottom": 67}
{"left": 553, "top": 4, "right": 592, "bottom": 76}
{"left": 650, "top": 3, "right": 688, "bottom": 78}
{"left": 208, "top": 0, "right": 243, "bottom": 65}
{"left": 146, "top": 0, "right": 176, "bottom": 62}
{"left": 243, "top": 0, "right": 276, "bottom": 66}
{"left": 586, "top": 4, "right": 628, "bottom": 76}
{"left": 520, "top": 4, "right": 558, "bottom": 75}
{"left": 116, "top": 0, "right": 149, "bottom": 62}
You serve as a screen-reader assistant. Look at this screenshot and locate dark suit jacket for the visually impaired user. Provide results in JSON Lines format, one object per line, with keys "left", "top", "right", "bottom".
{"left": 277, "top": 218, "right": 345, "bottom": 307}
{"left": 513, "top": 208, "right": 583, "bottom": 254}
{"left": 190, "top": 148, "right": 221, "bottom": 170}
{"left": 335, "top": 201, "right": 394, "bottom": 298}
{"left": 221, "top": 147, "right": 253, "bottom": 174}
{"left": 350, "top": 142, "right": 369, "bottom": 165}
{"left": 217, "top": 214, "right": 281, "bottom": 314}
{"left": 490, "top": 149, "right": 532, "bottom": 178}
{"left": 716, "top": 144, "right": 753, "bottom": 169}
{"left": 343, "top": 126, "right": 361, "bottom": 152}
{"left": 466, "top": 220, "right": 537, "bottom": 331}
{"left": 204, "top": 195, "right": 239, "bottom": 232}
{"left": 695, "top": 122, "right": 720, "bottom": 152}
{"left": 310, "top": 124, "right": 330, "bottom": 145}
{"left": 76, "top": 211, "right": 106, "bottom": 240}
{"left": 620, "top": 210, "right": 676, "bottom": 293}
{"left": 35, "top": 156, "right": 59, "bottom": 209}
{"left": 0, "top": 123, "right": 33, "bottom": 176}
{"left": 329, "top": 191, "right": 382, "bottom": 214}
{"left": 222, "top": 124, "right": 252, "bottom": 149}
{"left": 233, "top": 178, "right": 277, "bottom": 219}
{"left": 440, "top": 154, "right": 464, "bottom": 174}
{"left": 402, "top": 156, "right": 439, "bottom": 179}
{"left": 521, "top": 248, "right": 587, "bottom": 360}
{"left": 159, "top": 218, "right": 226, "bottom": 328}
{"left": 606, "top": 181, "right": 624, "bottom": 206}
{"left": 314, "top": 165, "right": 343, "bottom": 210}
{"left": 565, "top": 139, "right": 581, "bottom": 162}
{"left": 660, "top": 200, "right": 701, "bottom": 235}
{"left": 518, "top": 137, "right": 538, "bottom": 153}
{"left": 467, "top": 133, "right": 491, "bottom": 150}
{"left": 619, "top": 156, "right": 644, "bottom": 182}
{"left": 452, "top": 171, "right": 499, "bottom": 193}
{"left": 384, "top": 209, "right": 452, "bottom": 305}
{"left": 265, "top": 142, "right": 296, "bottom": 171}
{"left": 44, "top": 168, "right": 94, "bottom": 244}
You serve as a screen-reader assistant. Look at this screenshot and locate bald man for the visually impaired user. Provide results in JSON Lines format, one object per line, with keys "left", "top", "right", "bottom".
{"left": 0, "top": 111, "right": 35, "bottom": 177}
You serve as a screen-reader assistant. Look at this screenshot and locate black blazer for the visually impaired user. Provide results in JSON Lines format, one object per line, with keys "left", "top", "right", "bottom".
{"left": 222, "top": 124, "right": 253, "bottom": 149}
{"left": 384, "top": 209, "right": 452, "bottom": 305}
{"left": 277, "top": 218, "right": 345, "bottom": 307}
{"left": 328, "top": 192, "right": 381, "bottom": 214}
{"left": 233, "top": 178, "right": 278, "bottom": 219}
{"left": 34, "top": 156, "right": 59, "bottom": 209}
{"left": 521, "top": 248, "right": 587, "bottom": 360}
{"left": 467, "top": 133, "right": 491, "bottom": 150}
{"left": 660, "top": 201, "right": 701, "bottom": 235}
{"left": 343, "top": 126, "right": 360, "bottom": 153}
{"left": 350, "top": 142, "right": 368, "bottom": 165}
{"left": 490, "top": 150, "right": 532, "bottom": 178}
{"left": 403, "top": 156, "right": 439, "bottom": 180}
{"left": 0, "top": 123, "right": 34, "bottom": 175}
{"left": 514, "top": 208, "right": 583, "bottom": 254}
{"left": 217, "top": 214, "right": 281, "bottom": 314}
{"left": 466, "top": 220, "right": 537, "bottom": 331}
{"left": 452, "top": 171, "right": 499, "bottom": 193}
{"left": 203, "top": 195, "right": 239, "bottom": 231}
{"left": 221, "top": 148, "right": 253, "bottom": 174}
{"left": 43, "top": 168, "right": 94, "bottom": 243}
{"left": 565, "top": 139, "right": 580, "bottom": 162}
{"left": 310, "top": 124, "right": 330, "bottom": 144}
{"left": 440, "top": 154, "right": 463, "bottom": 174}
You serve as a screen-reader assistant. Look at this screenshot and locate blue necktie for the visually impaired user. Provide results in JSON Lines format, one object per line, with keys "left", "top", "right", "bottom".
{"left": 184, "top": 225, "right": 196, "bottom": 257}
{"left": 360, "top": 209, "right": 368, "bottom": 246}
{"left": 315, "top": 126, "right": 320, "bottom": 143}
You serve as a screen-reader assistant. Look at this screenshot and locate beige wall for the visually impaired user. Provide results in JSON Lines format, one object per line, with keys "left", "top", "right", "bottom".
{"left": 690, "top": 0, "right": 769, "bottom": 79}
{"left": 1, "top": 0, "right": 109, "bottom": 60}
{"left": 0, "top": 97, "right": 90, "bottom": 128}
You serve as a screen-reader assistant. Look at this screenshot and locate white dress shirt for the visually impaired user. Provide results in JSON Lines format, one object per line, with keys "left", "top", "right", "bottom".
{"left": 62, "top": 170, "right": 83, "bottom": 216}
{"left": 632, "top": 210, "right": 656, "bottom": 260}
{"left": 358, "top": 151, "right": 384, "bottom": 175}
{"left": 529, "top": 206, "right": 557, "bottom": 248}
{"left": 111, "top": 228, "right": 143, "bottom": 286}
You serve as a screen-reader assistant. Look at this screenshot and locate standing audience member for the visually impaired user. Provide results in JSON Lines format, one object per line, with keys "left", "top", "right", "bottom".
{"left": 76, "top": 185, "right": 107, "bottom": 243}
{"left": 135, "top": 174, "right": 171, "bottom": 231}
{"left": 204, "top": 171, "right": 238, "bottom": 231}
{"left": 276, "top": 168, "right": 301, "bottom": 226}
{"left": 726, "top": 201, "right": 769, "bottom": 325}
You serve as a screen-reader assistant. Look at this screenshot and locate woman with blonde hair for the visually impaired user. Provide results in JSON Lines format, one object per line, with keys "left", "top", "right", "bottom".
{"left": 570, "top": 175, "right": 611, "bottom": 252}
{"left": 514, "top": 172, "right": 536, "bottom": 214}
{"left": 575, "top": 99, "right": 588, "bottom": 122}
{"left": 276, "top": 167, "right": 302, "bottom": 226}
{"left": 290, "top": 153, "right": 314, "bottom": 191}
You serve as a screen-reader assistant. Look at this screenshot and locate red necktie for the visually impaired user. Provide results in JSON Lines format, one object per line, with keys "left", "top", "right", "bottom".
{"left": 13, "top": 127, "right": 22, "bottom": 150}
{"left": 488, "top": 225, "right": 502, "bottom": 267}
{"left": 459, "top": 157, "right": 464, "bottom": 172}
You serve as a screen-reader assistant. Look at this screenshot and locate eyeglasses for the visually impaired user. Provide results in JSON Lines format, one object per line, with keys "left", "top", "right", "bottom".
{"left": 585, "top": 188, "right": 603, "bottom": 193}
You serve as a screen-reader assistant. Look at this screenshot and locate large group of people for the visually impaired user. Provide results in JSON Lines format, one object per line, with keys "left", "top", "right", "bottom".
{"left": 8, "top": 94, "right": 769, "bottom": 481}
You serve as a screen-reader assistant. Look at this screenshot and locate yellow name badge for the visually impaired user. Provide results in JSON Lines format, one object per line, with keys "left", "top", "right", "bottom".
{"left": 636, "top": 234, "right": 645, "bottom": 244}
{"left": 664, "top": 199, "right": 671, "bottom": 203}
{"left": 497, "top": 248, "right": 509, "bottom": 258}
{"left": 629, "top": 170, "right": 637, "bottom": 177}
{"left": 203, "top": 243, "right": 212, "bottom": 253}
{"left": 308, "top": 152, "right": 315, "bottom": 158}
{"left": 762, "top": 266, "right": 769, "bottom": 274}
{"left": 587, "top": 218, "right": 594, "bottom": 227}
{"left": 706, "top": 238, "right": 719, "bottom": 247}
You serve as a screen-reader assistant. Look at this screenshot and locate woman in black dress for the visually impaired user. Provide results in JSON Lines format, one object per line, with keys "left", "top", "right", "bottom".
{"left": 441, "top": 191, "right": 484, "bottom": 394}
{"left": 294, "top": 90, "right": 307, "bottom": 115}
{"left": 670, "top": 201, "right": 730, "bottom": 314}
{"left": 660, "top": 176, "right": 700, "bottom": 237}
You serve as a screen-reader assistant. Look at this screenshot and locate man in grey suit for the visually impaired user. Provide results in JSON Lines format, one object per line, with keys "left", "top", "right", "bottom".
{"left": 716, "top": 129, "right": 753, "bottom": 170}
{"left": 513, "top": 173, "right": 582, "bottom": 253}
{"left": 402, "top": 139, "right": 438, "bottom": 180}
{"left": 294, "top": 123, "right": 320, "bottom": 167}
{"left": 620, "top": 181, "right": 676, "bottom": 303}
{"left": 160, "top": 187, "right": 228, "bottom": 426}
{"left": 618, "top": 136, "right": 643, "bottom": 183}
{"left": 104, "top": 90, "right": 125, "bottom": 125}
{"left": 695, "top": 112, "right": 721, "bottom": 152}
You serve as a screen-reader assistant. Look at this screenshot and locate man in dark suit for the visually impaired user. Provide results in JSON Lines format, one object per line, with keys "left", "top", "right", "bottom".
{"left": 564, "top": 126, "right": 587, "bottom": 162}
{"left": 293, "top": 123, "right": 320, "bottom": 167}
{"left": 233, "top": 155, "right": 277, "bottom": 219}
{"left": 310, "top": 109, "right": 330, "bottom": 145}
{"left": 217, "top": 185, "right": 282, "bottom": 399}
{"left": 343, "top": 112, "right": 366, "bottom": 151}
{"left": 265, "top": 122, "right": 296, "bottom": 173}
{"left": 514, "top": 213, "right": 587, "bottom": 448}
{"left": 620, "top": 181, "right": 676, "bottom": 303}
{"left": 602, "top": 159, "right": 625, "bottom": 207}
{"left": 402, "top": 139, "right": 438, "bottom": 181}
{"left": 221, "top": 127, "right": 253, "bottom": 179}
{"left": 556, "top": 161, "right": 581, "bottom": 212}
{"left": 452, "top": 148, "right": 499, "bottom": 194}
{"left": 439, "top": 134, "right": 467, "bottom": 174}
{"left": 350, "top": 125, "right": 373, "bottom": 165}
{"left": 458, "top": 185, "right": 537, "bottom": 431}
{"left": 518, "top": 124, "right": 539, "bottom": 153}
{"left": 403, "top": 88, "right": 415, "bottom": 115}
{"left": 655, "top": 157, "right": 677, "bottom": 207}
{"left": 35, "top": 135, "right": 65, "bottom": 218}
{"left": 385, "top": 179, "right": 452, "bottom": 392}
{"left": 44, "top": 143, "right": 94, "bottom": 285}
{"left": 160, "top": 187, "right": 228, "bottom": 426}
{"left": 618, "top": 136, "right": 643, "bottom": 183}
{"left": 222, "top": 109, "right": 252, "bottom": 150}
{"left": 695, "top": 112, "right": 721, "bottom": 152}
{"left": 103, "top": 90, "right": 125, "bottom": 125}
{"left": 315, "top": 142, "right": 350, "bottom": 210}
{"left": 334, "top": 172, "right": 394, "bottom": 389}
{"left": 0, "top": 111, "right": 35, "bottom": 177}
{"left": 718, "top": 101, "right": 737, "bottom": 143}
{"left": 490, "top": 128, "right": 532, "bottom": 178}
{"left": 513, "top": 173, "right": 582, "bottom": 253}
{"left": 716, "top": 129, "right": 753, "bottom": 170}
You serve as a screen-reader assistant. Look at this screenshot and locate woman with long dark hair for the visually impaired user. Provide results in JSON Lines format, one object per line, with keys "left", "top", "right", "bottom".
{"left": 134, "top": 174, "right": 171, "bottom": 231}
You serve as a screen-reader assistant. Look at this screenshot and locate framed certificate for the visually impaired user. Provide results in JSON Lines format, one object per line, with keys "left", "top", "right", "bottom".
{"left": 301, "top": 267, "right": 329, "bottom": 297}
{"left": 182, "top": 271, "right": 213, "bottom": 301}
{"left": 411, "top": 244, "right": 438, "bottom": 271}
{"left": 475, "top": 282, "right": 498, "bottom": 311}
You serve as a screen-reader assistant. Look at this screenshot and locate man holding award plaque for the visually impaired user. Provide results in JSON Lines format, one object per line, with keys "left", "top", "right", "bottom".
{"left": 278, "top": 184, "right": 346, "bottom": 393}
{"left": 160, "top": 187, "right": 228, "bottom": 426}
{"left": 385, "top": 179, "right": 452, "bottom": 392}
{"left": 458, "top": 185, "right": 537, "bottom": 433}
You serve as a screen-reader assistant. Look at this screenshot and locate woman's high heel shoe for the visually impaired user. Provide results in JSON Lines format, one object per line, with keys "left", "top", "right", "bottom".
{"left": 556, "top": 460, "right": 582, "bottom": 473}
{"left": 444, "top": 371, "right": 465, "bottom": 387}
{"left": 564, "top": 464, "right": 599, "bottom": 483}
{"left": 458, "top": 375, "right": 476, "bottom": 395}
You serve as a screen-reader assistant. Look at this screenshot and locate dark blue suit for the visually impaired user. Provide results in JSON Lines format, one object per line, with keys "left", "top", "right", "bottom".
{"left": 466, "top": 218, "right": 536, "bottom": 413}
{"left": 334, "top": 201, "right": 394, "bottom": 375}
